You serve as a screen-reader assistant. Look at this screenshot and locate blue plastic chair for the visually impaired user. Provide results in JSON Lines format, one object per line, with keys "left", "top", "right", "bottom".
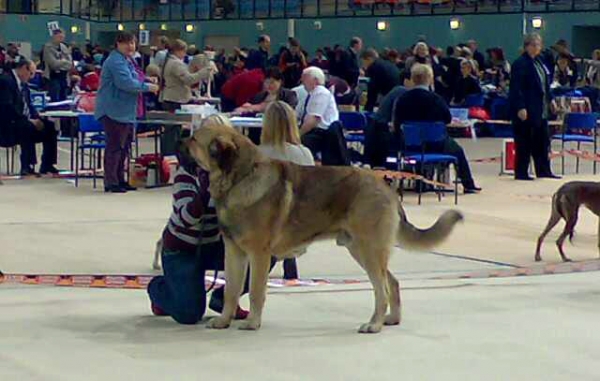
{"left": 339, "top": 111, "right": 368, "bottom": 163}
{"left": 401, "top": 122, "right": 459, "bottom": 205}
{"left": 552, "top": 113, "right": 598, "bottom": 175}
{"left": 75, "top": 114, "right": 106, "bottom": 188}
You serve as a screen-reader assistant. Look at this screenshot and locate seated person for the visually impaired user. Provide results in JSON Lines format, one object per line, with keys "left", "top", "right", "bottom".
{"left": 234, "top": 67, "right": 298, "bottom": 115}
{"left": 553, "top": 54, "right": 577, "bottom": 88}
{"left": 0, "top": 59, "right": 58, "bottom": 176}
{"left": 296, "top": 66, "right": 350, "bottom": 166}
{"left": 452, "top": 59, "right": 482, "bottom": 106}
{"left": 220, "top": 68, "right": 265, "bottom": 112}
{"left": 80, "top": 64, "right": 100, "bottom": 92}
{"left": 259, "top": 101, "right": 314, "bottom": 279}
{"left": 393, "top": 64, "right": 481, "bottom": 194}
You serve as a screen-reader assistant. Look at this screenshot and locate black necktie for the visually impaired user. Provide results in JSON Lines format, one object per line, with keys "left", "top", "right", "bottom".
{"left": 301, "top": 94, "right": 311, "bottom": 123}
{"left": 21, "top": 82, "right": 31, "bottom": 119}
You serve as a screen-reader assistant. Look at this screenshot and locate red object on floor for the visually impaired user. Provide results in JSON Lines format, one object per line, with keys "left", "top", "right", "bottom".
{"left": 151, "top": 303, "right": 168, "bottom": 316}
{"left": 505, "top": 139, "right": 515, "bottom": 172}
{"left": 234, "top": 306, "right": 249, "bottom": 320}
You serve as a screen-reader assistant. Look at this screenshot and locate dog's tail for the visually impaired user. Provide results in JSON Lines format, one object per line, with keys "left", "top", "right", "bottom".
{"left": 397, "top": 207, "right": 463, "bottom": 251}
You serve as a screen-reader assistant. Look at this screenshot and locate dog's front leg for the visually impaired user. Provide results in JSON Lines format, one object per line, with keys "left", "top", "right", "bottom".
{"left": 207, "top": 238, "right": 247, "bottom": 330}
{"left": 238, "top": 252, "right": 271, "bottom": 331}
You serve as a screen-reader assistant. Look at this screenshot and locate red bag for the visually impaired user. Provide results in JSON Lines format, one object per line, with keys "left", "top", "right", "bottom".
{"left": 76, "top": 92, "right": 97, "bottom": 112}
{"left": 468, "top": 107, "right": 490, "bottom": 121}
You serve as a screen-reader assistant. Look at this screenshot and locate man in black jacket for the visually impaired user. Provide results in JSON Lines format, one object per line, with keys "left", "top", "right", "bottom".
{"left": 0, "top": 59, "right": 58, "bottom": 175}
{"left": 509, "top": 33, "right": 559, "bottom": 181}
{"left": 340, "top": 37, "right": 362, "bottom": 88}
{"left": 361, "top": 49, "right": 401, "bottom": 112}
{"left": 393, "top": 64, "right": 480, "bottom": 194}
{"left": 245, "top": 35, "right": 271, "bottom": 73}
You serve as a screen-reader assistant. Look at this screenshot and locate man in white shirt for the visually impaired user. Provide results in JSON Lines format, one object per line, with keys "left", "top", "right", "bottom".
{"left": 297, "top": 66, "right": 349, "bottom": 165}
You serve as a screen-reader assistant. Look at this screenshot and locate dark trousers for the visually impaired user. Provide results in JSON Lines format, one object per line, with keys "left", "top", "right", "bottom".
{"left": 364, "top": 119, "right": 393, "bottom": 168}
{"left": 19, "top": 119, "right": 57, "bottom": 171}
{"left": 160, "top": 101, "right": 183, "bottom": 156}
{"left": 48, "top": 75, "right": 68, "bottom": 102}
{"left": 513, "top": 119, "right": 552, "bottom": 178}
{"left": 101, "top": 117, "right": 132, "bottom": 187}
{"left": 301, "top": 124, "right": 351, "bottom": 166}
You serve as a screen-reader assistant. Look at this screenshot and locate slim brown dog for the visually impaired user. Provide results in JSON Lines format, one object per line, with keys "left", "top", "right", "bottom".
{"left": 535, "top": 181, "right": 600, "bottom": 262}
{"left": 185, "top": 124, "right": 463, "bottom": 333}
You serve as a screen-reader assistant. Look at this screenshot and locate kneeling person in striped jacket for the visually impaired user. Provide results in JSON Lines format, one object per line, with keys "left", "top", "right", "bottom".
{"left": 147, "top": 152, "right": 249, "bottom": 324}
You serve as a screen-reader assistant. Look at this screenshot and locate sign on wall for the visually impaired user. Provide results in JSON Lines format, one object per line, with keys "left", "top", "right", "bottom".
{"left": 139, "top": 30, "right": 150, "bottom": 46}
{"left": 47, "top": 21, "right": 60, "bottom": 36}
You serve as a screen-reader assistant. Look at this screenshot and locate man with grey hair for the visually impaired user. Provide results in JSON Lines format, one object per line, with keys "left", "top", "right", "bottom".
{"left": 509, "top": 32, "right": 559, "bottom": 181}
{"left": 297, "top": 66, "right": 349, "bottom": 165}
{"left": 43, "top": 29, "right": 72, "bottom": 101}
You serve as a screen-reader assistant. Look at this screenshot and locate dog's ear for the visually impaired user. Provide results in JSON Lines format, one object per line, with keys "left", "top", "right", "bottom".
{"left": 209, "top": 135, "right": 238, "bottom": 173}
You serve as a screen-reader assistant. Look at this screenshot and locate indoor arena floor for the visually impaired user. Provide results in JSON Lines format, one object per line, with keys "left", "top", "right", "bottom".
{"left": 2, "top": 137, "right": 600, "bottom": 380}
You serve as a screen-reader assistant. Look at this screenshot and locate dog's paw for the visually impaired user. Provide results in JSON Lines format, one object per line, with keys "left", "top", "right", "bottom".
{"left": 238, "top": 319, "right": 261, "bottom": 331}
{"left": 206, "top": 316, "right": 231, "bottom": 330}
{"left": 384, "top": 314, "right": 401, "bottom": 326}
{"left": 563, "top": 258, "right": 573, "bottom": 263}
{"left": 534, "top": 255, "right": 542, "bottom": 262}
{"left": 358, "top": 322, "right": 383, "bottom": 334}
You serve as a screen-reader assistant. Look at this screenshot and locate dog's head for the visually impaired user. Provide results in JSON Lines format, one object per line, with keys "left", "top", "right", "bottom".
{"left": 184, "top": 123, "right": 258, "bottom": 196}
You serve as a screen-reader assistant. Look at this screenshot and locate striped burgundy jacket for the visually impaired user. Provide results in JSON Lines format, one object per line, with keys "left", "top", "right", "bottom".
{"left": 162, "top": 167, "right": 221, "bottom": 253}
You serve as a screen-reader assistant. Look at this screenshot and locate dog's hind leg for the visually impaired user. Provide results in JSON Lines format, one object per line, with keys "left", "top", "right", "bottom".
{"left": 384, "top": 271, "right": 401, "bottom": 326}
{"left": 207, "top": 238, "right": 248, "bottom": 330}
{"left": 535, "top": 208, "right": 562, "bottom": 262}
{"left": 238, "top": 252, "right": 271, "bottom": 331}
{"left": 347, "top": 243, "right": 389, "bottom": 334}
{"left": 556, "top": 213, "right": 578, "bottom": 262}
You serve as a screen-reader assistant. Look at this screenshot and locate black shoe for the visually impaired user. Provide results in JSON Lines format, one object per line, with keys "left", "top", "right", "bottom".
{"left": 119, "top": 182, "right": 137, "bottom": 191}
{"left": 515, "top": 175, "right": 534, "bottom": 181}
{"left": 464, "top": 186, "right": 482, "bottom": 194}
{"left": 538, "top": 174, "right": 562, "bottom": 179}
{"left": 40, "top": 166, "right": 60, "bottom": 175}
{"left": 20, "top": 167, "right": 38, "bottom": 177}
{"left": 104, "top": 185, "right": 127, "bottom": 193}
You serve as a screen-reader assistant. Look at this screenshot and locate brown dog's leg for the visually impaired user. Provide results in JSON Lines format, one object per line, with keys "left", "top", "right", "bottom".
{"left": 535, "top": 208, "right": 562, "bottom": 262}
{"left": 238, "top": 252, "right": 271, "bottom": 331}
{"left": 385, "top": 270, "right": 401, "bottom": 326}
{"left": 207, "top": 238, "right": 248, "bottom": 330}
{"left": 348, "top": 244, "right": 389, "bottom": 334}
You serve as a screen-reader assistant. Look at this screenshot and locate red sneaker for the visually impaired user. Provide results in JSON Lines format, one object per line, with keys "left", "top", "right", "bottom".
{"left": 151, "top": 303, "right": 168, "bottom": 316}
{"left": 234, "top": 306, "right": 249, "bottom": 320}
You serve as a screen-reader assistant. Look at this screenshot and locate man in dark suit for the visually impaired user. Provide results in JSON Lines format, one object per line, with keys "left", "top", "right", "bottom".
{"left": 245, "top": 35, "right": 271, "bottom": 73}
{"left": 360, "top": 49, "right": 401, "bottom": 112}
{"left": 509, "top": 33, "right": 559, "bottom": 181}
{"left": 340, "top": 37, "right": 362, "bottom": 88}
{"left": 393, "top": 64, "right": 480, "bottom": 194}
{"left": 0, "top": 59, "right": 58, "bottom": 175}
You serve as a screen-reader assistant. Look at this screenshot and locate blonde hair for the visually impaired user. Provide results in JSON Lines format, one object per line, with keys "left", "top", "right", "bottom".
{"left": 261, "top": 101, "right": 301, "bottom": 150}
{"left": 411, "top": 63, "right": 433, "bottom": 86}
{"left": 593, "top": 49, "right": 600, "bottom": 61}
{"left": 413, "top": 42, "right": 430, "bottom": 56}
{"left": 145, "top": 63, "right": 161, "bottom": 78}
{"left": 169, "top": 39, "right": 188, "bottom": 54}
{"left": 200, "top": 114, "right": 233, "bottom": 129}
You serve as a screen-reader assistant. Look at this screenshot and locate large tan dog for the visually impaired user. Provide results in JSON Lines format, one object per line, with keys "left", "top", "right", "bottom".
{"left": 185, "top": 124, "right": 463, "bottom": 333}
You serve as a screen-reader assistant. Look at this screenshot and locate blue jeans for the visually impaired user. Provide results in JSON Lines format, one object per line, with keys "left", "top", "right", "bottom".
{"left": 147, "top": 241, "right": 224, "bottom": 325}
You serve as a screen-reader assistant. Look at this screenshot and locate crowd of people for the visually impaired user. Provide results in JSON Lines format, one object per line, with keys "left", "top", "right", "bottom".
{"left": 3, "top": 29, "right": 600, "bottom": 188}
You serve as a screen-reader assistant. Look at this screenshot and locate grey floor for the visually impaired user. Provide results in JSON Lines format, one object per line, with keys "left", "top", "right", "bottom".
{"left": 2, "top": 137, "right": 600, "bottom": 380}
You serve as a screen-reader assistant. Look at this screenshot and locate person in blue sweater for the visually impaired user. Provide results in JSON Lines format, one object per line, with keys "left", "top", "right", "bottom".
{"left": 95, "top": 31, "right": 159, "bottom": 193}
